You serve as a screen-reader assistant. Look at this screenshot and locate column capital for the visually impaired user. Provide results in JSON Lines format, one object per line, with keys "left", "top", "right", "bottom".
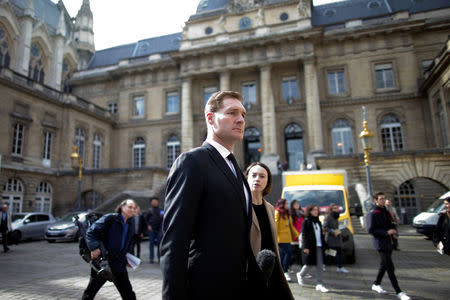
{"left": 259, "top": 64, "right": 272, "bottom": 72}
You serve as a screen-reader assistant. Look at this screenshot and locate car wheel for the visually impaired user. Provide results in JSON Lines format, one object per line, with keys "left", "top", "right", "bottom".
{"left": 47, "top": 240, "right": 55, "bottom": 243}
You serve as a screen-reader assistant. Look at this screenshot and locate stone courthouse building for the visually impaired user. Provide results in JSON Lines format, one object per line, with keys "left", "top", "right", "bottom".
{"left": 1, "top": 0, "right": 449, "bottom": 223}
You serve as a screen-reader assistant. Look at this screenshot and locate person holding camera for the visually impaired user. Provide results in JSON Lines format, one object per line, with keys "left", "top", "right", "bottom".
{"left": 82, "top": 199, "right": 137, "bottom": 300}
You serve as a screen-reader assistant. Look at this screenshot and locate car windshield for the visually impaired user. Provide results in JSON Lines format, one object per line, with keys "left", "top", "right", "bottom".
{"left": 426, "top": 198, "right": 444, "bottom": 213}
{"left": 58, "top": 213, "right": 76, "bottom": 222}
{"left": 11, "top": 214, "right": 26, "bottom": 222}
{"left": 284, "top": 190, "right": 346, "bottom": 214}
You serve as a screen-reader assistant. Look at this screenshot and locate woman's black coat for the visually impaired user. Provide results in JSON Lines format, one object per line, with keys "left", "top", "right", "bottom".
{"left": 433, "top": 212, "right": 450, "bottom": 255}
{"left": 301, "top": 217, "right": 325, "bottom": 266}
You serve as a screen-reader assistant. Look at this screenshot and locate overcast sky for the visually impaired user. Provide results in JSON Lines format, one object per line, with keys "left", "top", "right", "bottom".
{"left": 57, "top": 0, "right": 342, "bottom": 50}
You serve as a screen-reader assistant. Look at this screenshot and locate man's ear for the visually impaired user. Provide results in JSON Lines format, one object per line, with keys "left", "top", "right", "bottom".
{"left": 206, "top": 112, "right": 214, "bottom": 125}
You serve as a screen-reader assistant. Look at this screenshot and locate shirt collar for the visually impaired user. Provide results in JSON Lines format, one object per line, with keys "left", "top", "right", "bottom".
{"left": 206, "top": 138, "right": 232, "bottom": 160}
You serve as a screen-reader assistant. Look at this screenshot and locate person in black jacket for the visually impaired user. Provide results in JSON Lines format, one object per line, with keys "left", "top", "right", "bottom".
{"left": 296, "top": 204, "right": 329, "bottom": 293}
{"left": 129, "top": 205, "right": 146, "bottom": 258}
{"left": 367, "top": 192, "right": 410, "bottom": 300}
{"left": 82, "top": 199, "right": 137, "bottom": 300}
{"left": 433, "top": 197, "right": 450, "bottom": 255}
{"left": 146, "top": 197, "right": 163, "bottom": 264}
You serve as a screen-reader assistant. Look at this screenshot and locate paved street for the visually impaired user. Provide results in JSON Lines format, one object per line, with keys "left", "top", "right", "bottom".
{"left": 0, "top": 230, "right": 449, "bottom": 299}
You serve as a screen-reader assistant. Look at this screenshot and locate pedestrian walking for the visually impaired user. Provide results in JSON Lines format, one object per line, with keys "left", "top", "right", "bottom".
{"left": 160, "top": 91, "right": 261, "bottom": 299}
{"left": 82, "top": 199, "right": 137, "bottom": 300}
{"left": 386, "top": 199, "right": 400, "bottom": 250}
{"left": 290, "top": 200, "right": 304, "bottom": 266}
{"left": 245, "top": 162, "right": 294, "bottom": 300}
{"left": 146, "top": 197, "right": 162, "bottom": 264}
{"left": 296, "top": 204, "right": 329, "bottom": 293}
{"left": 129, "top": 205, "right": 146, "bottom": 258}
{"left": 1, "top": 204, "right": 12, "bottom": 253}
{"left": 274, "top": 198, "right": 298, "bottom": 282}
{"left": 367, "top": 192, "right": 410, "bottom": 300}
{"left": 433, "top": 197, "right": 450, "bottom": 255}
{"left": 323, "top": 203, "right": 349, "bottom": 273}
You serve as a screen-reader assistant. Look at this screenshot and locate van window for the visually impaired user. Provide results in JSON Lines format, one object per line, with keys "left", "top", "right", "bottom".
{"left": 426, "top": 198, "right": 443, "bottom": 213}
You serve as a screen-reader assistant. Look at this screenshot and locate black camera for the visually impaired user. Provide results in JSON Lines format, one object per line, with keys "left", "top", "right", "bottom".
{"left": 90, "top": 257, "right": 114, "bottom": 282}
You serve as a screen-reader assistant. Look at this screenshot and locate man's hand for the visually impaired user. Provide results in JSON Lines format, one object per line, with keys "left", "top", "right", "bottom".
{"left": 148, "top": 225, "right": 152, "bottom": 232}
{"left": 303, "top": 248, "right": 310, "bottom": 255}
{"left": 387, "top": 229, "right": 397, "bottom": 235}
{"left": 91, "top": 248, "right": 101, "bottom": 259}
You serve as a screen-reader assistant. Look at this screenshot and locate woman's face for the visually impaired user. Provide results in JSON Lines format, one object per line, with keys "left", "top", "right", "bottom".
{"left": 284, "top": 201, "right": 289, "bottom": 210}
{"left": 311, "top": 206, "right": 319, "bottom": 217}
{"left": 293, "top": 201, "right": 300, "bottom": 210}
{"left": 445, "top": 200, "right": 450, "bottom": 213}
{"left": 332, "top": 205, "right": 340, "bottom": 213}
{"left": 247, "top": 165, "right": 268, "bottom": 194}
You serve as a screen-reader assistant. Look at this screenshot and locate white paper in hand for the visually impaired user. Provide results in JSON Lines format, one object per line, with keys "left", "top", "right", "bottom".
{"left": 126, "top": 253, "right": 142, "bottom": 270}
{"left": 437, "top": 242, "right": 444, "bottom": 255}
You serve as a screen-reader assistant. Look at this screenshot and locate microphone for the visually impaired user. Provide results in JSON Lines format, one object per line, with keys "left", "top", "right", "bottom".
{"left": 256, "top": 249, "right": 276, "bottom": 284}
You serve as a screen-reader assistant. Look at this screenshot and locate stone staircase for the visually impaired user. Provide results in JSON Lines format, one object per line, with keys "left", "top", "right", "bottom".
{"left": 351, "top": 215, "right": 367, "bottom": 234}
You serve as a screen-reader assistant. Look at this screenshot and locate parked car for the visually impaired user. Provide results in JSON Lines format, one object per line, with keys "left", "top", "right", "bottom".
{"left": 45, "top": 211, "right": 102, "bottom": 243}
{"left": 413, "top": 191, "right": 450, "bottom": 238}
{"left": 11, "top": 212, "right": 56, "bottom": 241}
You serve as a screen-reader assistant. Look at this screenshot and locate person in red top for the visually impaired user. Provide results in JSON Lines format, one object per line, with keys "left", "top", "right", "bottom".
{"left": 290, "top": 200, "right": 304, "bottom": 241}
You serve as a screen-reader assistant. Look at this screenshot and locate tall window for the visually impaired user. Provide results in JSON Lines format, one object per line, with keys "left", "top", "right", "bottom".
{"left": 282, "top": 77, "right": 299, "bottom": 104}
{"left": 204, "top": 86, "right": 218, "bottom": 106}
{"left": 331, "top": 119, "right": 354, "bottom": 155}
{"left": 62, "top": 59, "right": 73, "bottom": 93}
{"left": 74, "top": 128, "right": 85, "bottom": 161}
{"left": 327, "top": 70, "right": 346, "bottom": 95}
{"left": 166, "top": 136, "right": 180, "bottom": 169}
{"left": 0, "top": 28, "right": 11, "bottom": 68}
{"left": 285, "top": 123, "right": 304, "bottom": 170}
{"left": 242, "top": 82, "right": 256, "bottom": 109}
{"left": 42, "top": 131, "right": 52, "bottom": 167}
{"left": 93, "top": 134, "right": 102, "bottom": 169}
{"left": 12, "top": 123, "right": 24, "bottom": 156}
{"left": 133, "top": 137, "right": 146, "bottom": 168}
{"left": 380, "top": 114, "right": 404, "bottom": 152}
{"left": 375, "top": 63, "right": 395, "bottom": 89}
{"left": 35, "top": 182, "right": 52, "bottom": 213}
{"left": 244, "top": 128, "right": 261, "bottom": 166}
{"left": 438, "top": 99, "right": 448, "bottom": 147}
{"left": 133, "top": 96, "right": 145, "bottom": 117}
{"left": 166, "top": 92, "right": 179, "bottom": 113}
{"left": 394, "top": 180, "right": 418, "bottom": 224}
{"left": 28, "top": 43, "right": 45, "bottom": 84}
{"left": 2, "top": 178, "right": 24, "bottom": 213}
{"left": 107, "top": 102, "right": 118, "bottom": 114}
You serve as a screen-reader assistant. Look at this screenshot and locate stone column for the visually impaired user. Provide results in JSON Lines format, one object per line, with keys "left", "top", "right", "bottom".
{"left": 15, "top": 0, "right": 34, "bottom": 76}
{"left": 51, "top": 36, "right": 64, "bottom": 90}
{"left": 304, "top": 59, "right": 324, "bottom": 153}
{"left": 220, "top": 71, "right": 230, "bottom": 91}
{"left": 439, "top": 87, "right": 450, "bottom": 147}
{"left": 259, "top": 65, "right": 279, "bottom": 174}
{"left": 181, "top": 78, "right": 194, "bottom": 152}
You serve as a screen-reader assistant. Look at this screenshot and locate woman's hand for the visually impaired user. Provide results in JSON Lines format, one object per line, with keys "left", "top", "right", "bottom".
{"left": 91, "top": 248, "right": 101, "bottom": 259}
{"left": 303, "top": 248, "right": 309, "bottom": 255}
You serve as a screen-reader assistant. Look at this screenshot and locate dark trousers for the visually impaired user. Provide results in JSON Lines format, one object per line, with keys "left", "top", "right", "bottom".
{"left": 1, "top": 228, "right": 8, "bottom": 252}
{"left": 82, "top": 268, "right": 136, "bottom": 300}
{"left": 331, "top": 247, "right": 343, "bottom": 268}
{"left": 149, "top": 230, "right": 161, "bottom": 262}
{"left": 375, "top": 249, "right": 402, "bottom": 294}
{"left": 278, "top": 243, "right": 292, "bottom": 273}
{"left": 130, "top": 235, "right": 141, "bottom": 258}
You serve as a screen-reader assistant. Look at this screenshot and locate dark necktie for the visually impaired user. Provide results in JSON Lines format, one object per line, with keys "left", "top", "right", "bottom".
{"left": 227, "top": 153, "right": 249, "bottom": 215}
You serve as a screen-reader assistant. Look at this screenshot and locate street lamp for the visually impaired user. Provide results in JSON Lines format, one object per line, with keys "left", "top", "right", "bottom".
{"left": 359, "top": 106, "right": 374, "bottom": 208}
{"left": 70, "top": 145, "right": 83, "bottom": 210}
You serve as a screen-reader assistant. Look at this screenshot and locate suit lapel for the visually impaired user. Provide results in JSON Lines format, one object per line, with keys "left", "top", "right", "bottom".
{"left": 202, "top": 142, "right": 248, "bottom": 213}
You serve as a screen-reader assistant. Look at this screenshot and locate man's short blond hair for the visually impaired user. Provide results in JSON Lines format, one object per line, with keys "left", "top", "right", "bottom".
{"left": 204, "top": 91, "right": 243, "bottom": 114}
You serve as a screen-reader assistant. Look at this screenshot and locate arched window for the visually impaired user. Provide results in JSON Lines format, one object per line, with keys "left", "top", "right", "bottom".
{"left": 394, "top": 180, "right": 418, "bottom": 224}
{"left": 331, "top": 119, "right": 354, "bottom": 155}
{"left": 380, "top": 114, "right": 404, "bottom": 152}
{"left": 62, "top": 58, "right": 73, "bottom": 93}
{"left": 244, "top": 127, "right": 261, "bottom": 166}
{"left": 2, "top": 178, "right": 24, "bottom": 213}
{"left": 0, "top": 27, "right": 11, "bottom": 68}
{"left": 93, "top": 133, "right": 102, "bottom": 169}
{"left": 284, "top": 123, "right": 304, "bottom": 170}
{"left": 28, "top": 43, "right": 45, "bottom": 84}
{"left": 132, "top": 137, "right": 146, "bottom": 168}
{"left": 74, "top": 128, "right": 85, "bottom": 161}
{"left": 35, "top": 182, "right": 52, "bottom": 213}
{"left": 166, "top": 136, "right": 180, "bottom": 169}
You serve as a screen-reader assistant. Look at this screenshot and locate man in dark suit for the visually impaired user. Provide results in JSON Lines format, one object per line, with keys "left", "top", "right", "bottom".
{"left": 1, "top": 204, "right": 12, "bottom": 253}
{"left": 129, "top": 205, "right": 146, "bottom": 258}
{"left": 161, "top": 91, "right": 259, "bottom": 300}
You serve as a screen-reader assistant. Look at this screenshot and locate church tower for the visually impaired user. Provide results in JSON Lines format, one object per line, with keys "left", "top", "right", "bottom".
{"left": 74, "top": 0, "right": 95, "bottom": 70}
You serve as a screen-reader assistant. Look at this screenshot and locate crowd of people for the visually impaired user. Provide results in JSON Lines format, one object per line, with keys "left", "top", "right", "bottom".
{"left": 2, "top": 90, "right": 449, "bottom": 300}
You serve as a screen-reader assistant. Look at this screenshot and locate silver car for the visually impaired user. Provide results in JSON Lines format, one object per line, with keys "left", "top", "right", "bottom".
{"left": 11, "top": 212, "right": 56, "bottom": 241}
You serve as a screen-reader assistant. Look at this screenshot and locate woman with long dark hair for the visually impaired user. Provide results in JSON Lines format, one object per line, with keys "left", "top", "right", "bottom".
{"left": 245, "top": 162, "right": 293, "bottom": 299}
{"left": 296, "top": 204, "right": 329, "bottom": 293}
{"left": 274, "top": 198, "right": 298, "bottom": 282}
{"left": 324, "top": 203, "right": 349, "bottom": 273}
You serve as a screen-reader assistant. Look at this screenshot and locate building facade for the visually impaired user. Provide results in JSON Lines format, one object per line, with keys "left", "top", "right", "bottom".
{"left": 1, "top": 0, "right": 449, "bottom": 222}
